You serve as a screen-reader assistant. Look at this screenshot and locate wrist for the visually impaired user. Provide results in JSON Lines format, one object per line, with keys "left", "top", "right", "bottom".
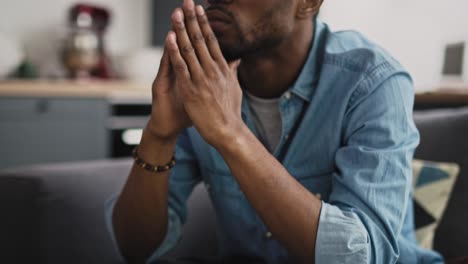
{"left": 145, "top": 119, "right": 180, "bottom": 144}
{"left": 211, "top": 118, "right": 250, "bottom": 153}
{"left": 142, "top": 126, "right": 178, "bottom": 146}
{"left": 137, "top": 127, "right": 178, "bottom": 165}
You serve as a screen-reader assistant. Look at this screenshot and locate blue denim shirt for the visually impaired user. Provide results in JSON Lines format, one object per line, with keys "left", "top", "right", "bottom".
{"left": 105, "top": 20, "right": 444, "bottom": 263}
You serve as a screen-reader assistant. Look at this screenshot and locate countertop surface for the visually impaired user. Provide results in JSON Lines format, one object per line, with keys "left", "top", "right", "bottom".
{"left": 2, "top": 80, "right": 468, "bottom": 105}
{"left": 415, "top": 88, "right": 468, "bottom": 105}
{"left": 0, "top": 80, "right": 151, "bottom": 102}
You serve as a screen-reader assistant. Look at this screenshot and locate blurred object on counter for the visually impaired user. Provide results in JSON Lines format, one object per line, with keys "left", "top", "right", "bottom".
{"left": 63, "top": 3, "right": 114, "bottom": 79}
{"left": 0, "top": 33, "right": 24, "bottom": 80}
{"left": 11, "top": 61, "right": 40, "bottom": 79}
{"left": 20, "top": 26, "right": 68, "bottom": 80}
{"left": 440, "top": 42, "right": 468, "bottom": 90}
{"left": 115, "top": 47, "right": 163, "bottom": 86}
{"left": 63, "top": 26, "right": 100, "bottom": 79}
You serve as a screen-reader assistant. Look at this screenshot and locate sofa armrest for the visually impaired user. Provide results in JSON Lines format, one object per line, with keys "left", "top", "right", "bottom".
{"left": 414, "top": 107, "right": 468, "bottom": 258}
{"left": 0, "top": 159, "right": 132, "bottom": 264}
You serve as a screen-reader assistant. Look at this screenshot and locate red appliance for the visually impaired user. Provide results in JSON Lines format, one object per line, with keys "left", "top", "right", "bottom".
{"left": 67, "top": 3, "right": 114, "bottom": 79}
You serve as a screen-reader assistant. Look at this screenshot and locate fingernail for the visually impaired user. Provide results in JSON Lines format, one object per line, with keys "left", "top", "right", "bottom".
{"left": 230, "top": 59, "right": 241, "bottom": 69}
{"left": 196, "top": 5, "right": 204, "bottom": 16}
{"left": 167, "top": 31, "right": 176, "bottom": 44}
{"left": 173, "top": 9, "right": 183, "bottom": 22}
{"left": 185, "top": 0, "right": 194, "bottom": 10}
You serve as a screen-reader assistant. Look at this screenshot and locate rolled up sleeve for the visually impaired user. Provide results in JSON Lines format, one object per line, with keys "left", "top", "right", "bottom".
{"left": 104, "top": 128, "right": 201, "bottom": 263}
{"left": 316, "top": 202, "right": 370, "bottom": 263}
{"left": 315, "top": 71, "right": 419, "bottom": 263}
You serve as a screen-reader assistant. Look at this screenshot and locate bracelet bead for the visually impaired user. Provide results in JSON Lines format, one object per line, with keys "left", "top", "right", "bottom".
{"left": 132, "top": 147, "right": 176, "bottom": 173}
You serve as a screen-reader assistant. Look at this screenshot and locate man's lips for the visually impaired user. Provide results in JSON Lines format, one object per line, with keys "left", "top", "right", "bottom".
{"left": 206, "top": 8, "right": 232, "bottom": 24}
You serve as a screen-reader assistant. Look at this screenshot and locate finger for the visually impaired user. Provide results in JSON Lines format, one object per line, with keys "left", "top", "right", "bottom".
{"left": 229, "top": 59, "right": 241, "bottom": 71}
{"left": 228, "top": 59, "right": 241, "bottom": 72}
{"left": 171, "top": 8, "right": 203, "bottom": 80}
{"left": 156, "top": 45, "right": 170, "bottom": 79}
{"left": 166, "top": 31, "right": 191, "bottom": 85}
{"left": 195, "top": 5, "right": 226, "bottom": 65}
{"left": 153, "top": 44, "right": 171, "bottom": 93}
{"left": 182, "top": 0, "right": 214, "bottom": 70}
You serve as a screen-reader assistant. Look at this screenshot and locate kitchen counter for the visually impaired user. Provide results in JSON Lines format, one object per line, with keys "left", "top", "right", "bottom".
{"left": 0, "top": 80, "right": 153, "bottom": 169}
{"left": 2, "top": 80, "right": 468, "bottom": 108}
{"left": 0, "top": 80, "right": 151, "bottom": 102}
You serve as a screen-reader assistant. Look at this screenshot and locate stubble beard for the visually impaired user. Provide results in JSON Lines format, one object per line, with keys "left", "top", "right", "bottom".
{"left": 216, "top": 5, "right": 290, "bottom": 62}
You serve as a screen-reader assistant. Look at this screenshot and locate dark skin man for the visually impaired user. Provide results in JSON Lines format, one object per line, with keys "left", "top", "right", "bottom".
{"left": 112, "top": 0, "right": 324, "bottom": 262}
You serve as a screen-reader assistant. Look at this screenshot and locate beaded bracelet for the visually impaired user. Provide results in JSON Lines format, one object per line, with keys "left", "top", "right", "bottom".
{"left": 132, "top": 147, "right": 176, "bottom": 173}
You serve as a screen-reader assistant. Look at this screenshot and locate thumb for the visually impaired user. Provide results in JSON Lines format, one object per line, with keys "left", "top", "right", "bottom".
{"left": 153, "top": 45, "right": 172, "bottom": 94}
{"left": 156, "top": 45, "right": 171, "bottom": 80}
{"left": 228, "top": 59, "right": 241, "bottom": 73}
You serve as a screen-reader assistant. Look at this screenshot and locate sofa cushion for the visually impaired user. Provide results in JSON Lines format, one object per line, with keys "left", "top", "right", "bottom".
{"left": 412, "top": 159, "right": 459, "bottom": 249}
{"left": 414, "top": 107, "right": 468, "bottom": 258}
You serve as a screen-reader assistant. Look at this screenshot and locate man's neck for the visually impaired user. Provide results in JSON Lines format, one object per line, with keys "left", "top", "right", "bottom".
{"left": 238, "top": 21, "right": 315, "bottom": 99}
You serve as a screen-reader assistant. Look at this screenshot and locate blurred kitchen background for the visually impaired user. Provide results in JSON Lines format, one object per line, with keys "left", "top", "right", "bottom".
{"left": 0, "top": 0, "right": 197, "bottom": 84}
{"left": 0, "top": 0, "right": 467, "bottom": 168}
{"left": 322, "top": 0, "right": 468, "bottom": 90}
{"left": 0, "top": 0, "right": 467, "bottom": 87}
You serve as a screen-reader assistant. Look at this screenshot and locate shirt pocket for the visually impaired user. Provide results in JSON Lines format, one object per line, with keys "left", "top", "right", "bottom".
{"left": 201, "top": 147, "right": 245, "bottom": 201}
{"left": 201, "top": 148, "right": 261, "bottom": 227}
{"left": 204, "top": 168, "right": 263, "bottom": 242}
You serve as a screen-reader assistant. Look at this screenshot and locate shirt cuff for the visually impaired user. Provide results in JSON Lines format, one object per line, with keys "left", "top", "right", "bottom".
{"left": 315, "top": 201, "right": 370, "bottom": 263}
{"left": 104, "top": 194, "right": 183, "bottom": 263}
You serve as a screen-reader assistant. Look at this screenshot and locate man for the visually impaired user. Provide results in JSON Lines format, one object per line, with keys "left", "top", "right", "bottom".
{"left": 105, "top": 0, "right": 443, "bottom": 263}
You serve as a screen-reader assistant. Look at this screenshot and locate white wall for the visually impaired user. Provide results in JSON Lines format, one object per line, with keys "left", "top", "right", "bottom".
{"left": 321, "top": 0, "right": 468, "bottom": 90}
{"left": 0, "top": 0, "right": 151, "bottom": 69}
{"left": 2, "top": 0, "right": 467, "bottom": 88}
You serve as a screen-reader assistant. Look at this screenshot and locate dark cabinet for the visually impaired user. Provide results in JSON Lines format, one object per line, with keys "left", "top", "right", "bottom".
{"left": 0, "top": 97, "right": 109, "bottom": 169}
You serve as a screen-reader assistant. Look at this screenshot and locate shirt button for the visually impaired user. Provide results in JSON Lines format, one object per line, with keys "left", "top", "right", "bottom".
{"left": 284, "top": 91, "right": 292, "bottom": 100}
{"left": 316, "top": 193, "right": 322, "bottom": 200}
{"left": 265, "top": 231, "right": 273, "bottom": 238}
{"left": 285, "top": 134, "right": 290, "bottom": 140}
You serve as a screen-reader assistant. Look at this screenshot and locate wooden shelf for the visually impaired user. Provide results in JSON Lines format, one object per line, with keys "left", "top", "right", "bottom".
{"left": 415, "top": 88, "right": 468, "bottom": 106}
{"left": 415, "top": 89, "right": 468, "bottom": 109}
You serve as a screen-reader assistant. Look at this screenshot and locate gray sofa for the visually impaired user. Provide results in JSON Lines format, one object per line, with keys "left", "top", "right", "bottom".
{"left": 1, "top": 107, "right": 467, "bottom": 263}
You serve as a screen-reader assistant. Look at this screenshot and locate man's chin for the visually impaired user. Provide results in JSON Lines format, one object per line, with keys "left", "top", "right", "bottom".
{"left": 223, "top": 52, "right": 243, "bottom": 63}
{"left": 219, "top": 44, "right": 243, "bottom": 62}
{"left": 215, "top": 35, "right": 243, "bottom": 62}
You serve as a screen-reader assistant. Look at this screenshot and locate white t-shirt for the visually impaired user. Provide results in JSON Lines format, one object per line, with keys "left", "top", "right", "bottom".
{"left": 244, "top": 90, "right": 282, "bottom": 153}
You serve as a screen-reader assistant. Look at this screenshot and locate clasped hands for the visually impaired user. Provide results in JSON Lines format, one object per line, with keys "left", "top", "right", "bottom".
{"left": 148, "top": 0, "right": 244, "bottom": 149}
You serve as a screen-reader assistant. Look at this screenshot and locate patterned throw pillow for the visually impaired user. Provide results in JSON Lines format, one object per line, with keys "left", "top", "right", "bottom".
{"left": 412, "top": 159, "right": 460, "bottom": 249}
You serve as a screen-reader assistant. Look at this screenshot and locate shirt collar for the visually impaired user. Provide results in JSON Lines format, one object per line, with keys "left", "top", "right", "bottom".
{"left": 288, "top": 19, "right": 327, "bottom": 102}
{"left": 241, "top": 19, "right": 327, "bottom": 117}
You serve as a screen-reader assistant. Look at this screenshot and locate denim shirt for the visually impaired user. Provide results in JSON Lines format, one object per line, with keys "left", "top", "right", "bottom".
{"left": 105, "top": 20, "right": 444, "bottom": 263}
